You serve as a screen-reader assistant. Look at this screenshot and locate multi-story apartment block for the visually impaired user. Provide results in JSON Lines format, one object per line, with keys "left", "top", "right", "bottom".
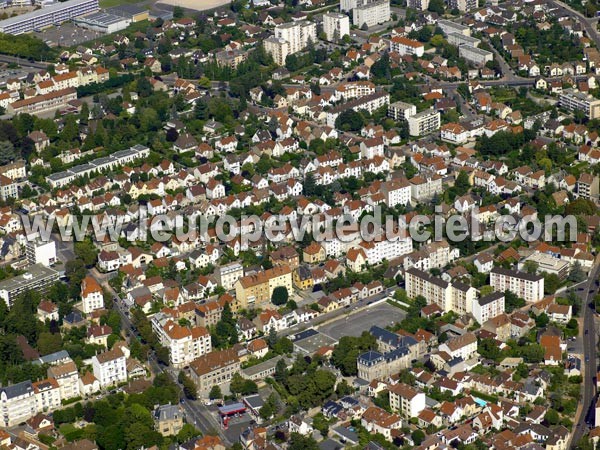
{"left": 389, "top": 383, "right": 426, "bottom": 418}
{"left": 403, "top": 241, "right": 457, "bottom": 272}
{"left": 0, "top": 160, "right": 26, "bottom": 181}
{"left": 234, "top": 266, "right": 293, "bottom": 310}
{"left": 405, "top": 268, "right": 476, "bottom": 314}
{"left": 48, "top": 361, "right": 80, "bottom": 400}
{"left": 0, "top": 174, "right": 17, "bottom": 201}
{"left": 265, "top": 21, "right": 317, "bottom": 66}
{"left": 189, "top": 349, "right": 241, "bottom": 396}
{"left": 407, "top": 0, "right": 429, "bottom": 10}
{"left": 327, "top": 92, "right": 390, "bottom": 127}
{"left": 381, "top": 179, "right": 412, "bottom": 207}
{"left": 336, "top": 81, "right": 376, "bottom": 101}
{"left": 353, "top": 0, "right": 390, "bottom": 29}
{"left": 576, "top": 173, "right": 600, "bottom": 200}
{"left": 458, "top": 45, "right": 494, "bottom": 66}
{"left": 409, "top": 174, "right": 443, "bottom": 201}
{"left": 92, "top": 348, "right": 127, "bottom": 387}
{"left": 323, "top": 12, "right": 350, "bottom": 42}
{"left": 389, "top": 36, "right": 425, "bottom": 57}
{"left": 472, "top": 292, "right": 505, "bottom": 324}
{"left": 405, "top": 267, "right": 452, "bottom": 311}
{"left": 0, "top": 381, "right": 37, "bottom": 427}
{"left": 217, "top": 262, "right": 244, "bottom": 291}
{"left": 559, "top": 89, "right": 600, "bottom": 120}
{"left": 151, "top": 312, "right": 212, "bottom": 368}
{"left": 490, "top": 267, "right": 544, "bottom": 303}
{"left": 32, "top": 378, "right": 61, "bottom": 412}
{"left": 25, "top": 239, "right": 57, "bottom": 267}
{"left": 447, "top": 0, "right": 477, "bottom": 12}
{"left": 388, "top": 101, "right": 417, "bottom": 121}
{"left": 407, "top": 109, "right": 441, "bottom": 136}
{"left": 81, "top": 275, "right": 104, "bottom": 314}
{"left": 0, "top": 264, "right": 60, "bottom": 308}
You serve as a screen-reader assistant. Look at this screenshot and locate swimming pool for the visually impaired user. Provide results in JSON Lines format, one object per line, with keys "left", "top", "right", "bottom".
{"left": 474, "top": 397, "right": 487, "bottom": 407}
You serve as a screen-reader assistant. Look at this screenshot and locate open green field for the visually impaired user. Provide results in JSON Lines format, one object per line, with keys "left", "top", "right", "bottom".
{"left": 99, "top": 0, "right": 142, "bottom": 8}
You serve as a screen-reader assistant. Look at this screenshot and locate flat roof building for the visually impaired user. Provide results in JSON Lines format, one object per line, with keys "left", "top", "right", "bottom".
{"left": 0, "top": 0, "right": 99, "bottom": 35}
{"left": 0, "top": 264, "right": 60, "bottom": 308}
{"left": 73, "top": 11, "right": 131, "bottom": 33}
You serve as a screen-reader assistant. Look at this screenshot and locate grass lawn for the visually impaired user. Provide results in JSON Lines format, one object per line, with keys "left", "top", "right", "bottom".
{"left": 99, "top": 0, "right": 141, "bottom": 8}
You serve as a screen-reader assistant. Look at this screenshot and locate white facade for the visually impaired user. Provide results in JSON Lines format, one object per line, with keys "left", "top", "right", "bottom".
{"left": 490, "top": 267, "right": 544, "bottom": 303}
{"left": 0, "top": 381, "right": 37, "bottom": 427}
{"left": 389, "top": 36, "right": 425, "bottom": 57}
{"left": 407, "top": 109, "right": 441, "bottom": 136}
{"left": 323, "top": 12, "right": 350, "bottom": 42}
{"left": 472, "top": 292, "right": 505, "bottom": 324}
{"left": 353, "top": 0, "right": 390, "bottom": 29}
{"left": 25, "top": 239, "right": 57, "bottom": 267}
{"left": 81, "top": 276, "right": 104, "bottom": 314}
{"left": 92, "top": 348, "right": 127, "bottom": 387}
{"left": 266, "top": 21, "right": 317, "bottom": 65}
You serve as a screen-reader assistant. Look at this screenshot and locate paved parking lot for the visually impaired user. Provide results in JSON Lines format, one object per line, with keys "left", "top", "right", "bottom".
{"left": 34, "top": 23, "right": 104, "bottom": 47}
{"left": 317, "top": 302, "right": 406, "bottom": 340}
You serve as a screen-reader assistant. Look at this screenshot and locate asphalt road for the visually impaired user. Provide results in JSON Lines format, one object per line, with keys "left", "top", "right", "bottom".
{"left": 571, "top": 259, "right": 600, "bottom": 445}
{"left": 92, "top": 269, "right": 232, "bottom": 445}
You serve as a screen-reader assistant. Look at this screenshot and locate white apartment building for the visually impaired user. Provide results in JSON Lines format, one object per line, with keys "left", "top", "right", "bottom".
{"left": 25, "top": 239, "right": 57, "bottom": 267}
{"left": 407, "top": 109, "right": 441, "bottom": 136}
{"left": 33, "top": 378, "right": 61, "bottom": 412}
{"left": 559, "top": 89, "right": 600, "bottom": 120}
{"left": 458, "top": 45, "right": 493, "bottom": 66}
{"left": 405, "top": 267, "right": 452, "bottom": 311}
{"left": 381, "top": 179, "right": 411, "bottom": 207}
{"left": 447, "top": 0, "right": 476, "bottom": 12}
{"left": 439, "top": 332, "right": 478, "bottom": 360}
{"left": 472, "top": 292, "right": 505, "bottom": 324}
{"left": 388, "top": 101, "right": 417, "bottom": 121}
{"left": 490, "top": 267, "right": 544, "bottom": 303}
{"left": 353, "top": 0, "right": 390, "bottom": 29}
{"left": 264, "top": 36, "right": 290, "bottom": 66}
{"left": 389, "top": 36, "right": 424, "bottom": 57}
{"left": 217, "top": 262, "right": 244, "bottom": 291}
{"left": 47, "top": 361, "right": 80, "bottom": 401}
{"left": 0, "top": 381, "right": 37, "bottom": 427}
{"left": 407, "top": 0, "right": 429, "bottom": 10}
{"left": 92, "top": 348, "right": 127, "bottom": 387}
{"left": 81, "top": 275, "right": 104, "bottom": 314}
{"left": 336, "top": 81, "right": 376, "bottom": 101}
{"left": 389, "top": 383, "right": 426, "bottom": 418}
{"left": 151, "top": 313, "right": 212, "bottom": 368}
{"left": 323, "top": 12, "right": 350, "bottom": 42}
{"left": 403, "top": 241, "right": 457, "bottom": 272}
{"left": 405, "top": 268, "right": 476, "bottom": 313}
{"left": 357, "top": 234, "right": 413, "bottom": 266}
{"left": 327, "top": 92, "right": 390, "bottom": 127}
{"left": 266, "top": 21, "right": 317, "bottom": 66}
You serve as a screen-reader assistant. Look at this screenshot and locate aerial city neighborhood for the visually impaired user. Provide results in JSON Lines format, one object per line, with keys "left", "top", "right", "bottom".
{"left": 0, "top": 0, "right": 600, "bottom": 449}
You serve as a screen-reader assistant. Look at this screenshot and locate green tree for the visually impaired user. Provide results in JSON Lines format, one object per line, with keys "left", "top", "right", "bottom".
{"left": 74, "top": 240, "right": 99, "bottom": 267}
{"left": 271, "top": 286, "right": 289, "bottom": 306}
{"left": 209, "top": 385, "right": 222, "bottom": 400}
{"left": 288, "top": 433, "right": 319, "bottom": 450}
{"left": 178, "top": 371, "right": 197, "bottom": 400}
{"left": 0, "top": 140, "right": 16, "bottom": 164}
{"left": 335, "top": 110, "right": 365, "bottom": 131}
{"left": 428, "top": 0, "right": 445, "bottom": 14}
{"left": 544, "top": 408, "right": 559, "bottom": 425}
